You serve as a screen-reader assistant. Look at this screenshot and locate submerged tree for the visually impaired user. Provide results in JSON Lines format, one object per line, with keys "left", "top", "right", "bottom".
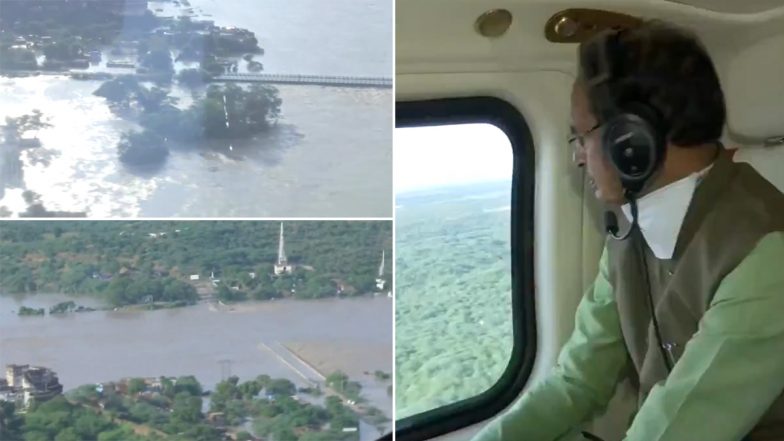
{"left": 117, "top": 131, "right": 169, "bottom": 167}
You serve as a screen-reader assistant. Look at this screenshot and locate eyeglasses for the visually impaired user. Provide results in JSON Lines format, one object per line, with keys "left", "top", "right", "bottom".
{"left": 568, "top": 122, "right": 602, "bottom": 153}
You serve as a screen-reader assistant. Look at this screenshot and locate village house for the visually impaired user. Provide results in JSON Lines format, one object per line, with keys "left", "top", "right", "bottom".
{"left": 1, "top": 364, "right": 63, "bottom": 409}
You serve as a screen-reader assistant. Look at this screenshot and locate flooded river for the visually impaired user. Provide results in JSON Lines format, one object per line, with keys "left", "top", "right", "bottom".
{"left": 0, "top": 0, "right": 392, "bottom": 217}
{"left": 0, "top": 294, "right": 393, "bottom": 423}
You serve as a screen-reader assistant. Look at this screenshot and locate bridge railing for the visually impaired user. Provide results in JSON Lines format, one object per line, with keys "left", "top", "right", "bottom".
{"left": 212, "top": 73, "right": 392, "bottom": 88}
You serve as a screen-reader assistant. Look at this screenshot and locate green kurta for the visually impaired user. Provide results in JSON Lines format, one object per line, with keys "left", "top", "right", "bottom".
{"left": 472, "top": 232, "right": 784, "bottom": 441}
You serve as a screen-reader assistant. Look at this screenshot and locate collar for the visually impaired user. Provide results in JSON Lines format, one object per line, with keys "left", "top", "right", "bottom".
{"left": 621, "top": 164, "right": 713, "bottom": 259}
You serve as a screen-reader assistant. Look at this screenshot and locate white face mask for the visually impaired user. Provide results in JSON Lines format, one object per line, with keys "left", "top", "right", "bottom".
{"left": 621, "top": 168, "right": 709, "bottom": 259}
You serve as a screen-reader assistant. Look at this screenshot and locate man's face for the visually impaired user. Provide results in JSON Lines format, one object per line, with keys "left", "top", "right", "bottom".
{"left": 570, "top": 82, "right": 625, "bottom": 205}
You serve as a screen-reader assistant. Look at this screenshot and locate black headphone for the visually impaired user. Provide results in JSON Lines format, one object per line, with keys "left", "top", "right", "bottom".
{"left": 588, "top": 29, "right": 668, "bottom": 196}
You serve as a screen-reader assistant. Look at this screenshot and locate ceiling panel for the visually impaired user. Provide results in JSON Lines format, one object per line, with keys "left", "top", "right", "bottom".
{"left": 666, "top": 0, "right": 784, "bottom": 14}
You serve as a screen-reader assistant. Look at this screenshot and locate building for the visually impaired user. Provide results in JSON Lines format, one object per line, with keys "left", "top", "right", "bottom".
{"left": 375, "top": 250, "right": 387, "bottom": 291}
{"left": 273, "top": 223, "right": 294, "bottom": 276}
{"left": 207, "top": 412, "right": 227, "bottom": 426}
{"left": 6, "top": 364, "right": 25, "bottom": 389}
{"left": 2, "top": 365, "right": 63, "bottom": 408}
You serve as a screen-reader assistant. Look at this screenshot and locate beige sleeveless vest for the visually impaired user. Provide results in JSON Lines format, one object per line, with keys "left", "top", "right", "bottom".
{"left": 607, "top": 150, "right": 784, "bottom": 440}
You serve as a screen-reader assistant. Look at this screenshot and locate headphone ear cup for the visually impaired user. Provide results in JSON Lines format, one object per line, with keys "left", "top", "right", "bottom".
{"left": 601, "top": 108, "right": 665, "bottom": 194}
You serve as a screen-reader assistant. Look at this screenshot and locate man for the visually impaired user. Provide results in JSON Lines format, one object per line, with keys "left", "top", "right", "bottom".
{"left": 472, "top": 20, "right": 784, "bottom": 441}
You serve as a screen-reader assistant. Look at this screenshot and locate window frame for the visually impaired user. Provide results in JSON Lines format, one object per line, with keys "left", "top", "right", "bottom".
{"left": 393, "top": 97, "right": 537, "bottom": 441}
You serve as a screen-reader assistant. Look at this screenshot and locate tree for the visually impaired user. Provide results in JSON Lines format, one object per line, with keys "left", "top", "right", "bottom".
{"left": 271, "top": 426, "right": 297, "bottom": 441}
{"left": 23, "top": 397, "right": 87, "bottom": 438}
{"left": 0, "top": 47, "right": 38, "bottom": 69}
{"left": 93, "top": 78, "right": 142, "bottom": 102}
{"left": 161, "top": 377, "right": 175, "bottom": 399}
{"left": 68, "top": 384, "right": 100, "bottom": 404}
{"left": 326, "top": 371, "right": 349, "bottom": 390}
{"left": 209, "top": 378, "right": 239, "bottom": 412}
{"left": 140, "top": 49, "right": 174, "bottom": 73}
{"left": 97, "top": 426, "right": 147, "bottom": 441}
{"left": 174, "top": 376, "right": 203, "bottom": 396}
{"left": 43, "top": 39, "right": 83, "bottom": 61}
{"left": 117, "top": 131, "right": 169, "bottom": 167}
{"left": 136, "top": 87, "right": 172, "bottom": 112}
{"left": 237, "top": 380, "right": 261, "bottom": 399}
{"left": 223, "top": 399, "right": 248, "bottom": 425}
{"left": 265, "top": 378, "right": 296, "bottom": 397}
{"left": 128, "top": 378, "right": 146, "bottom": 395}
{"left": 247, "top": 60, "right": 263, "bottom": 72}
{"left": 255, "top": 374, "right": 272, "bottom": 388}
{"left": 54, "top": 429, "right": 82, "bottom": 441}
{"left": 217, "top": 284, "right": 247, "bottom": 303}
{"left": 128, "top": 402, "right": 160, "bottom": 424}
{"left": 252, "top": 284, "right": 278, "bottom": 300}
{"left": 0, "top": 401, "right": 22, "bottom": 441}
{"left": 296, "top": 274, "right": 334, "bottom": 299}
{"left": 72, "top": 412, "right": 112, "bottom": 439}
{"left": 171, "top": 393, "right": 202, "bottom": 425}
{"left": 201, "top": 84, "right": 280, "bottom": 138}
{"left": 161, "top": 279, "right": 198, "bottom": 303}
{"left": 177, "top": 68, "right": 204, "bottom": 88}
{"left": 22, "top": 432, "right": 49, "bottom": 441}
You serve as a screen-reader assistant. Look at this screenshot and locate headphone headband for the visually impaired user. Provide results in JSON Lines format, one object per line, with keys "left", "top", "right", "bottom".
{"left": 582, "top": 29, "right": 667, "bottom": 195}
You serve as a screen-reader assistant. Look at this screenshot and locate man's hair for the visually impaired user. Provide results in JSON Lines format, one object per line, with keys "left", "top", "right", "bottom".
{"left": 578, "top": 20, "right": 726, "bottom": 146}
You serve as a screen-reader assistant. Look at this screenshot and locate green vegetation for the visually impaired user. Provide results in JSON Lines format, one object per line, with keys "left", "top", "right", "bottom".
{"left": 326, "top": 371, "right": 363, "bottom": 403}
{"left": 0, "top": 0, "right": 279, "bottom": 172}
{"left": 0, "top": 47, "right": 37, "bottom": 70}
{"left": 140, "top": 48, "right": 174, "bottom": 73}
{"left": 298, "top": 385, "right": 323, "bottom": 396}
{"left": 103, "top": 276, "right": 198, "bottom": 307}
{"left": 216, "top": 284, "right": 248, "bottom": 303}
{"left": 94, "top": 79, "right": 282, "bottom": 166}
{"left": 2, "top": 371, "right": 376, "bottom": 441}
{"left": 67, "top": 375, "right": 219, "bottom": 440}
{"left": 374, "top": 370, "right": 391, "bottom": 381}
{"left": 137, "top": 83, "right": 282, "bottom": 140}
{"left": 362, "top": 405, "right": 390, "bottom": 429}
{"left": 0, "top": 1, "right": 158, "bottom": 50}
{"left": 0, "top": 401, "right": 23, "bottom": 441}
{"left": 50, "top": 301, "right": 75, "bottom": 314}
{"left": 2, "top": 110, "right": 52, "bottom": 138}
{"left": 395, "top": 182, "right": 514, "bottom": 418}
{"left": 248, "top": 60, "right": 263, "bottom": 72}
{"left": 93, "top": 78, "right": 174, "bottom": 112}
{"left": 117, "top": 131, "right": 170, "bottom": 167}
{"left": 252, "top": 394, "right": 359, "bottom": 441}
{"left": 176, "top": 68, "right": 204, "bottom": 88}
{"left": 0, "top": 221, "right": 392, "bottom": 307}
{"left": 0, "top": 0, "right": 264, "bottom": 77}
{"left": 16, "top": 190, "right": 87, "bottom": 218}
{"left": 42, "top": 38, "right": 84, "bottom": 62}
{"left": 48, "top": 301, "right": 96, "bottom": 314}
{"left": 18, "top": 306, "right": 45, "bottom": 316}
{"left": 1, "top": 396, "right": 148, "bottom": 441}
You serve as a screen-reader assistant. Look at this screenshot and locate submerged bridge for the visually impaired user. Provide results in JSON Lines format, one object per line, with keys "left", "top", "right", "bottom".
{"left": 211, "top": 73, "right": 392, "bottom": 89}
{"left": 1, "top": 69, "right": 392, "bottom": 89}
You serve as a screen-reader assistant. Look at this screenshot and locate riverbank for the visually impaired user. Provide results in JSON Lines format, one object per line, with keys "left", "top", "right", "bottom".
{"left": 8, "top": 291, "right": 387, "bottom": 317}
{"left": 285, "top": 341, "right": 391, "bottom": 381}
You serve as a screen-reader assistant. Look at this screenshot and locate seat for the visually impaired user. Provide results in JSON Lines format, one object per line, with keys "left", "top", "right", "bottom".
{"left": 733, "top": 145, "right": 784, "bottom": 194}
